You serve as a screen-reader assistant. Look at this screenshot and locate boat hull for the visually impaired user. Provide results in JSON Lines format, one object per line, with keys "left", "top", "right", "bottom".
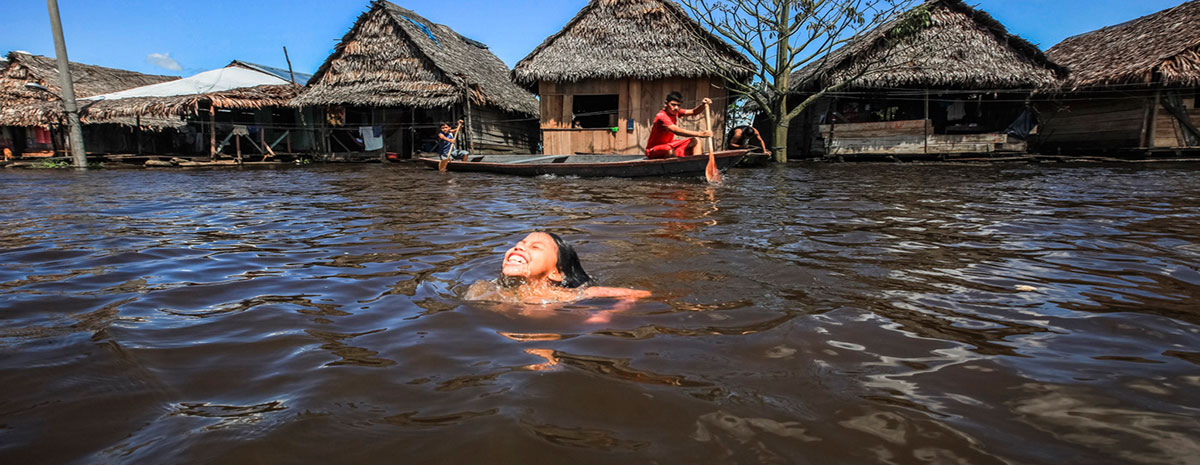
{"left": 419, "top": 150, "right": 747, "bottom": 177}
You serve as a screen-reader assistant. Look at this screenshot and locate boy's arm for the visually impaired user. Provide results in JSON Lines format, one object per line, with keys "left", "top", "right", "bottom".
{"left": 451, "top": 119, "right": 464, "bottom": 134}
{"left": 756, "top": 129, "right": 770, "bottom": 154}
{"left": 681, "top": 97, "right": 713, "bottom": 116}
{"left": 666, "top": 124, "right": 712, "bottom": 138}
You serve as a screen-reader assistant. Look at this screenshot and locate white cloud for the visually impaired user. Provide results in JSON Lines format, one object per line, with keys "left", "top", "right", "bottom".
{"left": 146, "top": 52, "right": 182, "bottom": 71}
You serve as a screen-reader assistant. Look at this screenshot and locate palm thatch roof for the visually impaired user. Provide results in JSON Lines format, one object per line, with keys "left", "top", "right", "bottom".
{"left": 0, "top": 51, "right": 177, "bottom": 127}
{"left": 791, "top": 0, "right": 1065, "bottom": 92}
{"left": 81, "top": 84, "right": 300, "bottom": 123}
{"left": 79, "top": 65, "right": 302, "bottom": 122}
{"left": 1047, "top": 0, "right": 1200, "bottom": 90}
{"left": 292, "top": 0, "right": 537, "bottom": 115}
{"left": 513, "top": 0, "right": 753, "bottom": 88}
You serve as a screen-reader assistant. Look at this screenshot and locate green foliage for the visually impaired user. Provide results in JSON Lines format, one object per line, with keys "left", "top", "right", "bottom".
{"left": 890, "top": 4, "right": 933, "bottom": 39}
{"left": 34, "top": 160, "right": 71, "bottom": 169}
{"left": 875, "top": 106, "right": 900, "bottom": 121}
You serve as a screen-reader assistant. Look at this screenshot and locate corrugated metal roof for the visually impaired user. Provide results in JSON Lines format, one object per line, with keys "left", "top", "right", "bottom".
{"left": 229, "top": 60, "right": 313, "bottom": 85}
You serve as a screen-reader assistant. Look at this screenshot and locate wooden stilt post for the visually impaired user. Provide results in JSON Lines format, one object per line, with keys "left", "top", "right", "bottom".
{"left": 235, "top": 132, "right": 242, "bottom": 165}
{"left": 465, "top": 89, "right": 473, "bottom": 153}
{"left": 259, "top": 126, "right": 268, "bottom": 160}
{"left": 209, "top": 106, "right": 217, "bottom": 161}
{"left": 136, "top": 115, "right": 143, "bottom": 156}
{"left": 924, "top": 91, "right": 930, "bottom": 155}
{"left": 1148, "top": 90, "right": 1162, "bottom": 149}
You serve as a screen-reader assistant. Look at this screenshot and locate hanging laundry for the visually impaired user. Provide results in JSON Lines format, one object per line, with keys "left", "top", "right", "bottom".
{"left": 947, "top": 100, "right": 967, "bottom": 121}
{"left": 360, "top": 126, "right": 384, "bottom": 151}
{"left": 34, "top": 127, "right": 53, "bottom": 145}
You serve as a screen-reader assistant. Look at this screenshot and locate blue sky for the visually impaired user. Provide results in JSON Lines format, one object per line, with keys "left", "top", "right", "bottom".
{"left": 0, "top": 0, "right": 1189, "bottom": 77}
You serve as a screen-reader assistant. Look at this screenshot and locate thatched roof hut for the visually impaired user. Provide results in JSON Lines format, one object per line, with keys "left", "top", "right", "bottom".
{"left": 292, "top": 0, "right": 537, "bottom": 116}
{"left": 790, "top": 0, "right": 1065, "bottom": 92}
{"left": 0, "top": 51, "right": 177, "bottom": 127}
{"left": 1047, "top": 0, "right": 1200, "bottom": 90}
{"left": 512, "top": 0, "right": 753, "bottom": 88}
{"left": 80, "top": 65, "right": 302, "bottom": 122}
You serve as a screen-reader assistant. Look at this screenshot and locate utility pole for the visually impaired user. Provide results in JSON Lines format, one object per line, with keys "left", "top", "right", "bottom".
{"left": 46, "top": 0, "right": 87, "bottom": 168}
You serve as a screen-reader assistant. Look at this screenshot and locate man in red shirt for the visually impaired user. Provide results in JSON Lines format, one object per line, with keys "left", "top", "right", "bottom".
{"left": 646, "top": 91, "right": 713, "bottom": 159}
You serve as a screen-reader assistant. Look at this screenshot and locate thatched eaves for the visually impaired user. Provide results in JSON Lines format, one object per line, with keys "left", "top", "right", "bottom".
{"left": 0, "top": 51, "right": 177, "bottom": 127}
{"left": 81, "top": 84, "right": 301, "bottom": 123}
{"left": 1047, "top": 0, "right": 1200, "bottom": 90}
{"left": 791, "top": 0, "right": 1065, "bottom": 92}
{"left": 513, "top": 0, "right": 753, "bottom": 88}
{"left": 292, "top": 1, "right": 537, "bottom": 116}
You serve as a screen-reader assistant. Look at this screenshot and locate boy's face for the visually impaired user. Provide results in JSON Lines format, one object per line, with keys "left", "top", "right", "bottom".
{"left": 664, "top": 99, "right": 682, "bottom": 115}
{"left": 441, "top": 124, "right": 451, "bottom": 132}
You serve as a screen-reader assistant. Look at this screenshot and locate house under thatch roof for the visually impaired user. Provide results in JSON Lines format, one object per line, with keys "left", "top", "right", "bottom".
{"left": 1036, "top": 1, "right": 1200, "bottom": 154}
{"left": 512, "top": 0, "right": 752, "bottom": 155}
{"left": 0, "top": 51, "right": 177, "bottom": 127}
{"left": 791, "top": 0, "right": 1065, "bottom": 92}
{"left": 292, "top": 0, "right": 536, "bottom": 115}
{"left": 293, "top": 0, "right": 539, "bottom": 157}
{"left": 783, "top": 0, "right": 1064, "bottom": 160}
{"left": 1047, "top": 0, "right": 1200, "bottom": 90}
{"left": 512, "top": 0, "right": 752, "bottom": 87}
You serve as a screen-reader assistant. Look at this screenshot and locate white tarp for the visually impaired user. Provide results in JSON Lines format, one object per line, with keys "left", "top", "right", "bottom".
{"left": 82, "top": 67, "right": 289, "bottom": 101}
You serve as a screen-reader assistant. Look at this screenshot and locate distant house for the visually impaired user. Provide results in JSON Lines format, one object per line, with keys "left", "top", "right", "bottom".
{"left": 1037, "top": 0, "right": 1200, "bottom": 155}
{"left": 0, "top": 51, "right": 177, "bottom": 157}
{"left": 785, "top": 0, "right": 1065, "bottom": 160}
{"left": 292, "top": 0, "right": 539, "bottom": 159}
{"left": 513, "top": 0, "right": 752, "bottom": 156}
{"left": 79, "top": 62, "right": 306, "bottom": 161}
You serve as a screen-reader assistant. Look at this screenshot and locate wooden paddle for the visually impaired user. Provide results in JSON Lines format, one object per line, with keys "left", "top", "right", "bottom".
{"left": 437, "top": 121, "right": 461, "bottom": 172}
{"left": 703, "top": 103, "right": 721, "bottom": 183}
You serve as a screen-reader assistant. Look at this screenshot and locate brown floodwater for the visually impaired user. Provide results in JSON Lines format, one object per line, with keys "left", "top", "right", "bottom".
{"left": 1, "top": 161, "right": 1198, "bottom": 464}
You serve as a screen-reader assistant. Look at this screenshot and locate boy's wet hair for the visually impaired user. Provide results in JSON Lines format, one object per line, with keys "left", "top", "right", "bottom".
{"left": 666, "top": 91, "right": 683, "bottom": 104}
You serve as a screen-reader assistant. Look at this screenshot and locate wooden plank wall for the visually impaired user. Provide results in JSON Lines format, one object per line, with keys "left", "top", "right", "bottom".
{"left": 1038, "top": 92, "right": 1200, "bottom": 151}
{"left": 469, "top": 106, "right": 538, "bottom": 154}
{"left": 1036, "top": 97, "right": 1145, "bottom": 149}
{"left": 539, "top": 78, "right": 728, "bottom": 155}
{"left": 818, "top": 119, "right": 1017, "bottom": 155}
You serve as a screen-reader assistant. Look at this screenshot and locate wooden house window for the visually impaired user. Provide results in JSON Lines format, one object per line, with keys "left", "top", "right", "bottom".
{"left": 572, "top": 94, "right": 619, "bottom": 129}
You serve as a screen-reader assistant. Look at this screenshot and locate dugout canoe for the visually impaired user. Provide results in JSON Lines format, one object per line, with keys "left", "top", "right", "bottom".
{"left": 418, "top": 150, "right": 747, "bottom": 177}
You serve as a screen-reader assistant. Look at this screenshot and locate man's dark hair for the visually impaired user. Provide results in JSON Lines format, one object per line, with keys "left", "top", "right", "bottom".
{"left": 665, "top": 91, "right": 683, "bottom": 104}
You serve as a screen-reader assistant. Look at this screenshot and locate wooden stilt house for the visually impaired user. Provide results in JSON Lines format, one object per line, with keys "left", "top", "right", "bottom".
{"left": 785, "top": 0, "right": 1065, "bottom": 160}
{"left": 0, "top": 51, "right": 177, "bottom": 158}
{"left": 291, "top": 0, "right": 539, "bottom": 160}
{"left": 78, "top": 62, "right": 306, "bottom": 163}
{"left": 1036, "top": 1, "right": 1200, "bottom": 156}
{"left": 512, "top": 0, "right": 752, "bottom": 156}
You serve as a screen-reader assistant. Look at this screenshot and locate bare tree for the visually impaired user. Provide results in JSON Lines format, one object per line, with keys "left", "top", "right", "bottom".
{"left": 678, "top": 0, "right": 929, "bottom": 162}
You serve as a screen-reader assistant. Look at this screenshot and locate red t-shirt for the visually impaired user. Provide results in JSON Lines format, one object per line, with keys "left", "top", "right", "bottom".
{"left": 647, "top": 110, "right": 678, "bottom": 148}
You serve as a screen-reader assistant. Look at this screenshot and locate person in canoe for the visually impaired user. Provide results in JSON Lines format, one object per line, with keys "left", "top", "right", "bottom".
{"left": 726, "top": 124, "right": 771, "bottom": 156}
{"left": 437, "top": 120, "right": 468, "bottom": 161}
{"left": 466, "top": 232, "right": 650, "bottom": 305}
{"left": 646, "top": 91, "right": 713, "bottom": 159}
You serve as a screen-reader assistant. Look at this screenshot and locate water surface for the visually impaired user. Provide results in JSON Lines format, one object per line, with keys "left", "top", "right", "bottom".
{"left": 1, "top": 162, "right": 1198, "bottom": 464}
